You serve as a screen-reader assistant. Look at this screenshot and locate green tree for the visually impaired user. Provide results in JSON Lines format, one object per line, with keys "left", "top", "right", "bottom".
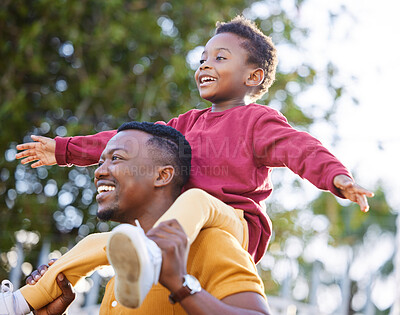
{"left": 0, "top": 0, "right": 352, "bottom": 292}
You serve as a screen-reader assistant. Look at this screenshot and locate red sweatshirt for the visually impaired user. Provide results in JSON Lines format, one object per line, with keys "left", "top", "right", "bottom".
{"left": 55, "top": 104, "right": 351, "bottom": 263}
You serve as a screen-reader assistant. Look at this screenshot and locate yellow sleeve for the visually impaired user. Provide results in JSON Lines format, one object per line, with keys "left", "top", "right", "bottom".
{"left": 20, "top": 232, "right": 110, "bottom": 310}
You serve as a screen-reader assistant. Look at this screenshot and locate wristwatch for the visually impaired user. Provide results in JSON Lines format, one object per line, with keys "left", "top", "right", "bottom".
{"left": 168, "top": 274, "right": 202, "bottom": 304}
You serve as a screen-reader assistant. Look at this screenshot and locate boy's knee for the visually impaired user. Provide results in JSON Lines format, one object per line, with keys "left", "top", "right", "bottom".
{"left": 180, "top": 188, "right": 209, "bottom": 201}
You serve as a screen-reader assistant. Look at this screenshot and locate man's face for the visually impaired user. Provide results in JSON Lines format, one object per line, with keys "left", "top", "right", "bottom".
{"left": 194, "top": 32, "right": 255, "bottom": 105}
{"left": 94, "top": 130, "right": 157, "bottom": 224}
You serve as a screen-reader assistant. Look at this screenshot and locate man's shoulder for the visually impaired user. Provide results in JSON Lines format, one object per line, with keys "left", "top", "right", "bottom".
{"left": 187, "top": 228, "right": 264, "bottom": 300}
{"left": 188, "top": 228, "right": 255, "bottom": 268}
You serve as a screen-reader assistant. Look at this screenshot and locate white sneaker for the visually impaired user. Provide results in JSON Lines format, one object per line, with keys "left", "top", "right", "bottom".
{"left": 0, "top": 280, "right": 16, "bottom": 315}
{"left": 107, "top": 221, "right": 162, "bottom": 308}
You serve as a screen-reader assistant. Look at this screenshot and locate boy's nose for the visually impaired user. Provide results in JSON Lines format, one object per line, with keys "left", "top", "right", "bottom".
{"left": 200, "top": 61, "right": 212, "bottom": 70}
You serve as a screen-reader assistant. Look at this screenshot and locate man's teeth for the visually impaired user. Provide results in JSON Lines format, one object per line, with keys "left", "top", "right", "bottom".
{"left": 97, "top": 185, "right": 115, "bottom": 194}
{"left": 201, "top": 76, "right": 216, "bottom": 83}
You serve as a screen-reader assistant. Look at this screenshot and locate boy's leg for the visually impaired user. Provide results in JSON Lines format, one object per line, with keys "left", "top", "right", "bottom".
{"left": 18, "top": 232, "right": 110, "bottom": 311}
{"left": 108, "top": 188, "right": 249, "bottom": 309}
{"left": 154, "top": 188, "right": 248, "bottom": 249}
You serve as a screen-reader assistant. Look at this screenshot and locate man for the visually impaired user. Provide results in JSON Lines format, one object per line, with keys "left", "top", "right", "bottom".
{"left": 4, "top": 122, "right": 271, "bottom": 315}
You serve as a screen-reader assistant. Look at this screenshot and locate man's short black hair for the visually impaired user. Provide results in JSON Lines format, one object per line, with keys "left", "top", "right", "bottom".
{"left": 215, "top": 15, "right": 278, "bottom": 101}
{"left": 118, "top": 121, "right": 192, "bottom": 192}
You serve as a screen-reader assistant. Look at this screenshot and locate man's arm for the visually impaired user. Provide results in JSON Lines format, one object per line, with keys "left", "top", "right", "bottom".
{"left": 33, "top": 273, "right": 75, "bottom": 315}
{"left": 147, "top": 220, "right": 271, "bottom": 315}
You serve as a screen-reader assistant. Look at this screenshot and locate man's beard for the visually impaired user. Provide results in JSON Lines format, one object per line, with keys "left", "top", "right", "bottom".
{"left": 97, "top": 205, "right": 118, "bottom": 221}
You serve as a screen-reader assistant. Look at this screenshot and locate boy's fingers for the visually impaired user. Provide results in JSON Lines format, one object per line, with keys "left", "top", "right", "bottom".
{"left": 359, "top": 195, "right": 369, "bottom": 213}
{"left": 16, "top": 148, "right": 35, "bottom": 158}
{"left": 31, "top": 161, "right": 44, "bottom": 168}
{"left": 32, "top": 135, "right": 51, "bottom": 145}
{"left": 16, "top": 143, "right": 34, "bottom": 151}
{"left": 21, "top": 156, "right": 38, "bottom": 164}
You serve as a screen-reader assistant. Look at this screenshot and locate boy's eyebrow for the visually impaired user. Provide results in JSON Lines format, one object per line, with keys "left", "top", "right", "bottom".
{"left": 201, "top": 47, "right": 232, "bottom": 56}
{"left": 215, "top": 47, "right": 232, "bottom": 54}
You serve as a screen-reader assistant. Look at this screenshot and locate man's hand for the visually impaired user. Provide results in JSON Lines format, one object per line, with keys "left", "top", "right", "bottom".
{"left": 33, "top": 273, "right": 75, "bottom": 315}
{"left": 146, "top": 219, "right": 189, "bottom": 293}
{"left": 16, "top": 135, "right": 57, "bottom": 168}
{"left": 26, "top": 259, "right": 57, "bottom": 285}
{"left": 333, "top": 174, "right": 374, "bottom": 212}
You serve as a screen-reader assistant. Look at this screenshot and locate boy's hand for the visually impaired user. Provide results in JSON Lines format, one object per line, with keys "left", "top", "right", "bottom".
{"left": 16, "top": 135, "right": 56, "bottom": 168}
{"left": 333, "top": 174, "right": 374, "bottom": 212}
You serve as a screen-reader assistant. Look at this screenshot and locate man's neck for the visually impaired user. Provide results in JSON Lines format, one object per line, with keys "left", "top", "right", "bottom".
{"left": 126, "top": 194, "right": 176, "bottom": 232}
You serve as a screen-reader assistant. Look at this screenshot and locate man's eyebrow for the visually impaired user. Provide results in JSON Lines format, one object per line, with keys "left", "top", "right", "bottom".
{"left": 99, "top": 147, "right": 128, "bottom": 160}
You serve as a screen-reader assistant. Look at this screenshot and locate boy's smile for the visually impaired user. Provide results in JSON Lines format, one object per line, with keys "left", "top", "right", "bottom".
{"left": 195, "top": 32, "right": 258, "bottom": 111}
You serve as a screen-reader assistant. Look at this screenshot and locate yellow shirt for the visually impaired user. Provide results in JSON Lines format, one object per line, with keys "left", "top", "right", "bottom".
{"left": 100, "top": 228, "right": 265, "bottom": 314}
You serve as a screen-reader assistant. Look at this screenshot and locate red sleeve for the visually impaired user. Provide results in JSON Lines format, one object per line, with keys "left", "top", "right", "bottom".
{"left": 55, "top": 130, "right": 117, "bottom": 167}
{"left": 155, "top": 118, "right": 178, "bottom": 128}
{"left": 253, "top": 112, "right": 352, "bottom": 198}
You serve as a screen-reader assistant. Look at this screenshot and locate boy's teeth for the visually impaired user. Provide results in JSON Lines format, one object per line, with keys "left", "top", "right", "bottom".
{"left": 97, "top": 185, "right": 116, "bottom": 194}
{"left": 201, "top": 76, "right": 216, "bottom": 83}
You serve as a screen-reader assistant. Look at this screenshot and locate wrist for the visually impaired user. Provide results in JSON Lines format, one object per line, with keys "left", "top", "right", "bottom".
{"left": 163, "top": 274, "right": 185, "bottom": 293}
{"left": 168, "top": 274, "right": 201, "bottom": 304}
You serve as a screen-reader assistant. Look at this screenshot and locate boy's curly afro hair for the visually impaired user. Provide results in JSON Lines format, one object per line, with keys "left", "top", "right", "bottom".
{"left": 215, "top": 16, "right": 278, "bottom": 101}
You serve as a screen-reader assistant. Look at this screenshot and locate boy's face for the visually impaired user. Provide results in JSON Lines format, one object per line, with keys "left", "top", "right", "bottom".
{"left": 195, "top": 32, "right": 256, "bottom": 106}
{"left": 94, "top": 130, "right": 158, "bottom": 224}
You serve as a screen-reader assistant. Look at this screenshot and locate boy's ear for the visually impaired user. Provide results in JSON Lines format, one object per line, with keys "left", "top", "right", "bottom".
{"left": 246, "top": 68, "right": 264, "bottom": 87}
{"left": 154, "top": 165, "right": 175, "bottom": 187}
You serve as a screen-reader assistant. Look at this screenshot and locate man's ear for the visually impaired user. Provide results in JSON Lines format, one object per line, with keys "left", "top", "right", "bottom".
{"left": 246, "top": 68, "right": 264, "bottom": 87}
{"left": 154, "top": 165, "right": 175, "bottom": 187}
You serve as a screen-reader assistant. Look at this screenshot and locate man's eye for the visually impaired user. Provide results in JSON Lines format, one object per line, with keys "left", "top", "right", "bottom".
{"left": 112, "top": 155, "right": 122, "bottom": 161}
{"left": 98, "top": 161, "right": 104, "bottom": 167}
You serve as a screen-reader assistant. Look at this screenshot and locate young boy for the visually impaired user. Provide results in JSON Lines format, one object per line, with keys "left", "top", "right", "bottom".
{"left": 11, "top": 15, "right": 373, "bottom": 312}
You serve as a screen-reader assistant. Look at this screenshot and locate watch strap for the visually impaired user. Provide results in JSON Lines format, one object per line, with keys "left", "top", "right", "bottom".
{"left": 168, "top": 285, "right": 192, "bottom": 304}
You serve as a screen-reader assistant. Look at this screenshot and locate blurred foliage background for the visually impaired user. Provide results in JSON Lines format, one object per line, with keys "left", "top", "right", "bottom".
{"left": 0, "top": 0, "right": 396, "bottom": 314}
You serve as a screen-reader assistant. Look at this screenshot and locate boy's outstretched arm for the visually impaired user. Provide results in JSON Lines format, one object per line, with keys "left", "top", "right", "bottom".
{"left": 16, "top": 135, "right": 56, "bottom": 168}
{"left": 333, "top": 174, "right": 374, "bottom": 212}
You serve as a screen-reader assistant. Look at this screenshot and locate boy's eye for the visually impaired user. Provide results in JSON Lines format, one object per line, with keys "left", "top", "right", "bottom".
{"left": 216, "top": 56, "right": 226, "bottom": 60}
{"left": 199, "top": 59, "right": 205, "bottom": 64}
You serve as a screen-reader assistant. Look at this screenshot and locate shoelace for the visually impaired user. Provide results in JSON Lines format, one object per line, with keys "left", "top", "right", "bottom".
{"left": 1, "top": 280, "right": 13, "bottom": 294}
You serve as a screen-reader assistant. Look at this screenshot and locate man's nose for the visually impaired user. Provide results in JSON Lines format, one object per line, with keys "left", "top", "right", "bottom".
{"left": 94, "top": 160, "right": 109, "bottom": 179}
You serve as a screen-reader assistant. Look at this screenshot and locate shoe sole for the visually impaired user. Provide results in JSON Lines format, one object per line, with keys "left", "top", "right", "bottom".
{"left": 107, "top": 231, "right": 142, "bottom": 308}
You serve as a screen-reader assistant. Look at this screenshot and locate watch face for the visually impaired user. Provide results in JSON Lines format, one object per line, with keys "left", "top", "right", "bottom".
{"left": 184, "top": 275, "right": 201, "bottom": 292}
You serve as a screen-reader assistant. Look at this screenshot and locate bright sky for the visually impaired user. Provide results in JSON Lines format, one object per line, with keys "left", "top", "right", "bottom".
{"left": 318, "top": 0, "right": 399, "bottom": 210}
{"left": 279, "top": 0, "right": 400, "bottom": 210}
{"left": 253, "top": 1, "right": 400, "bottom": 311}
{"left": 284, "top": 0, "right": 400, "bottom": 311}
